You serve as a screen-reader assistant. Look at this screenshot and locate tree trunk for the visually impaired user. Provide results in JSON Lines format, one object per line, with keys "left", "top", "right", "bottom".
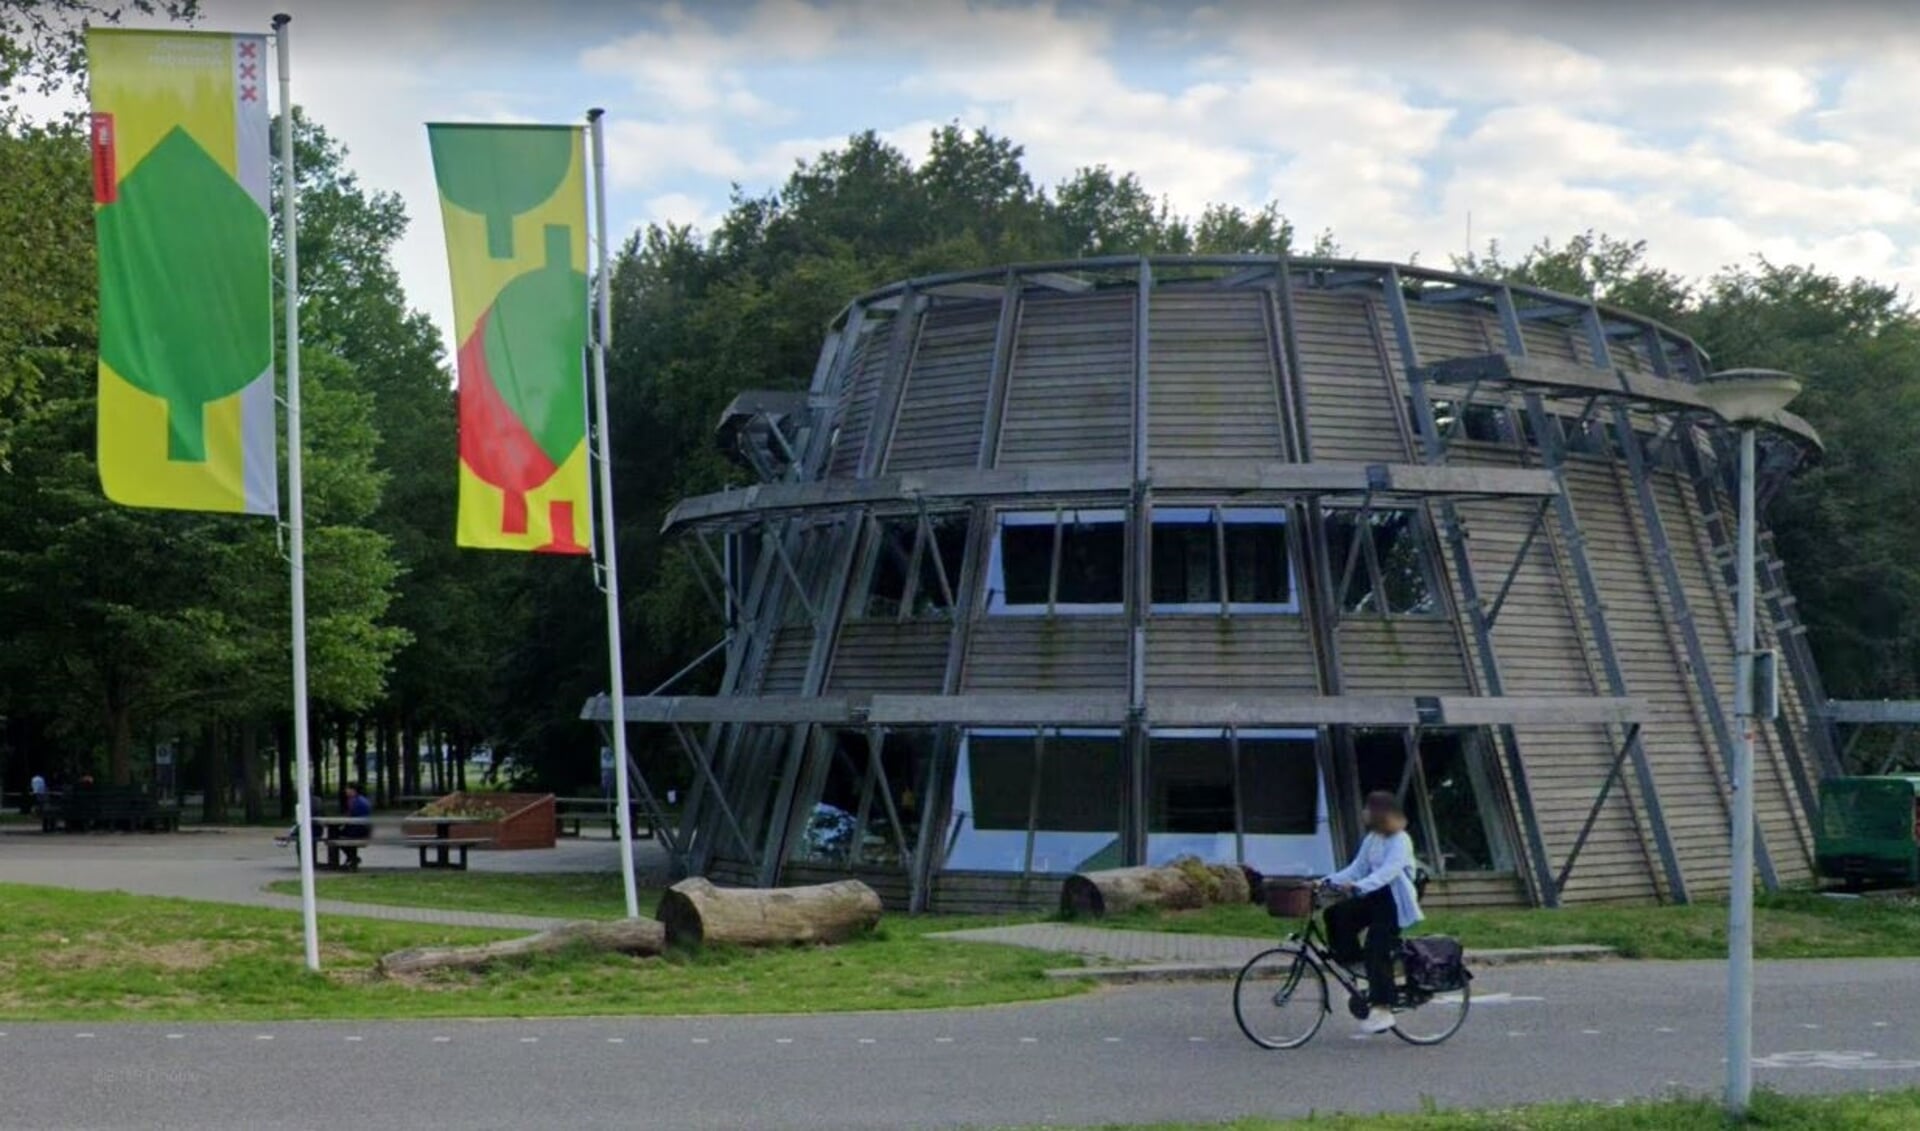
{"left": 656, "top": 878, "right": 882, "bottom": 950}
{"left": 354, "top": 719, "right": 369, "bottom": 795}
{"left": 201, "top": 721, "right": 228, "bottom": 823}
{"left": 1059, "top": 859, "right": 1254, "bottom": 919}
{"left": 377, "top": 918, "right": 665, "bottom": 977}
{"left": 335, "top": 716, "right": 350, "bottom": 800}
{"left": 277, "top": 715, "right": 295, "bottom": 819}
{"left": 241, "top": 721, "right": 263, "bottom": 823}
{"left": 383, "top": 715, "right": 400, "bottom": 806}
{"left": 402, "top": 719, "right": 419, "bottom": 798}
{"left": 107, "top": 700, "right": 133, "bottom": 785}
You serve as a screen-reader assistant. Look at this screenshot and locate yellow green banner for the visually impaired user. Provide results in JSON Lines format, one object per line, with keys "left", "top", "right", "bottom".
{"left": 89, "top": 28, "right": 277, "bottom": 515}
{"left": 428, "top": 123, "right": 591, "bottom": 554}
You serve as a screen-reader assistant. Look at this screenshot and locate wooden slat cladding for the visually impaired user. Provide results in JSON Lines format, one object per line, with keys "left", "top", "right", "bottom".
{"left": 1403, "top": 299, "right": 1499, "bottom": 361}
{"left": 885, "top": 304, "right": 997, "bottom": 473}
{"left": 1145, "top": 617, "right": 1318, "bottom": 694}
{"left": 1561, "top": 460, "right": 1732, "bottom": 896}
{"left": 1657, "top": 472, "right": 1817, "bottom": 878}
{"left": 962, "top": 618, "right": 1129, "bottom": 691}
{"left": 1423, "top": 871, "right": 1527, "bottom": 910}
{"left": 828, "top": 329, "right": 895, "bottom": 479}
{"left": 758, "top": 627, "right": 814, "bottom": 694}
{"left": 1447, "top": 449, "right": 1659, "bottom": 903}
{"left": 1336, "top": 619, "right": 1472, "bottom": 694}
{"left": 1147, "top": 289, "right": 1285, "bottom": 462}
{"left": 996, "top": 291, "right": 1135, "bottom": 467}
{"left": 1288, "top": 290, "right": 1408, "bottom": 462}
{"left": 827, "top": 621, "right": 951, "bottom": 694}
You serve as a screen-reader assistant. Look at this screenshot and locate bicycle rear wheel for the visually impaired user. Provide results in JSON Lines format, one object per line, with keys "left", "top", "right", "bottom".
{"left": 1390, "top": 979, "right": 1471, "bottom": 1045}
{"left": 1233, "top": 947, "right": 1328, "bottom": 1050}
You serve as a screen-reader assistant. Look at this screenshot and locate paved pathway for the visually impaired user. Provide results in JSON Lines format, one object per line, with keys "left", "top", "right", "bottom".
{"left": 0, "top": 826, "right": 665, "bottom": 930}
{"left": 1, "top": 960, "right": 1915, "bottom": 1130}
{"left": 936, "top": 922, "right": 1274, "bottom": 964}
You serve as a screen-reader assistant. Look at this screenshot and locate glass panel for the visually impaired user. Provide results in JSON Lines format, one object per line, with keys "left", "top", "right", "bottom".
{"left": 863, "top": 522, "right": 916, "bottom": 619}
{"left": 1353, "top": 729, "right": 1428, "bottom": 853}
{"left": 1418, "top": 732, "right": 1505, "bottom": 873}
{"left": 1147, "top": 734, "right": 1235, "bottom": 868}
{"left": 1152, "top": 518, "right": 1216, "bottom": 604}
{"left": 1238, "top": 736, "right": 1333, "bottom": 876}
{"left": 1370, "top": 511, "right": 1435, "bottom": 615}
{"left": 1225, "top": 523, "right": 1290, "bottom": 605}
{"left": 942, "top": 732, "right": 1123, "bottom": 874}
{"left": 1324, "top": 510, "right": 1375, "bottom": 613}
{"left": 1055, "top": 519, "right": 1125, "bottom": 606}
{"left": 996, "top": 523, "right": 1054, "bottom": 607}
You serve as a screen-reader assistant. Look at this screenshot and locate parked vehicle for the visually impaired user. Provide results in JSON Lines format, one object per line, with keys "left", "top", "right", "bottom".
{"left": 1815, "top": 775, "right": 1920, "bottom": 888}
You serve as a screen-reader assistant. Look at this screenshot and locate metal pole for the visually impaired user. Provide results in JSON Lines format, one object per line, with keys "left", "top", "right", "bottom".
{"left": 273, "top": 12, "right": 320, "bottom": 974}
{"left": 1727, "top": 424, "right": 1757, "bottom": 1114}
{"left": 587, "top": 108, "right": 640, "bottom": 920}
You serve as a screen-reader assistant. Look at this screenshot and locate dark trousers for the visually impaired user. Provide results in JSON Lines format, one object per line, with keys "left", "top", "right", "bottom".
{"left": 1326, "top": 887, "right": 1400, "bottom": 1006}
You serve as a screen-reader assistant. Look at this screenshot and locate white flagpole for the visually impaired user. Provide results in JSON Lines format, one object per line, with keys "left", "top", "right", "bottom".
{"left": 274, "top": 12, "right": 321, "bottom": 971}
{"left": 587, "top": 108, "right": 641, "bottom": 919}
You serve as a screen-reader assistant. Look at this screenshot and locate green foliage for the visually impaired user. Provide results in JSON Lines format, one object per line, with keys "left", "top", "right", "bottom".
{"left": 0, "top": 1, "right": 200, "bottom": 107}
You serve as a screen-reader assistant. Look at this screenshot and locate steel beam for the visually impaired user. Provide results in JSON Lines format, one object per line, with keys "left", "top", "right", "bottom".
{"left": 1383, "top": 266, "right": 1562, "bottom": 908}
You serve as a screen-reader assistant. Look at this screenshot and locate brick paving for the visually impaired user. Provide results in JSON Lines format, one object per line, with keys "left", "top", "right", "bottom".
{"left": 932, "top": 922, "right": 1277, "bottom": 964}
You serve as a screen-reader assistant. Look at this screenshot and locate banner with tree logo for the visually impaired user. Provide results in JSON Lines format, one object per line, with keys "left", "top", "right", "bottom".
{"left": 427, "top": 123, "right": 591, "bottom": 553}
{"left": 89, "top": 28, "right": 277, "bottom": 514}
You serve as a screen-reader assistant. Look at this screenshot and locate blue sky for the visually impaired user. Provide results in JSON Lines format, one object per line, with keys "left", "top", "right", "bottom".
{"left": 82, "top": 0, "right": 1920, "bottom": 353}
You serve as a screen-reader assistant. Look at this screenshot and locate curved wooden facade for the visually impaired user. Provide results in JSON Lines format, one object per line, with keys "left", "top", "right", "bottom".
{"left": 591, "top": 257, "right": 1832, "bottom": 912}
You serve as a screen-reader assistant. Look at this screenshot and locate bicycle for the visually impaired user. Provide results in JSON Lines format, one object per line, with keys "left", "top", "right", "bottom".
{"left": 1232, "top": 882, "right": 1471, "bottom": 1049}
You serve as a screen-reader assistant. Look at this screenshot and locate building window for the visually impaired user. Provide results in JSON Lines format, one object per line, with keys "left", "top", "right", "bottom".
{"left": 944, "top": 730, "right": 1125, "bottom": 873}
{"left": 1147, "top": 729, "right": 1332, "bottom": 877}
{"left": 986, "top": 510, "right": 1126, "bottom": 614}
{"left": 1412, "top": 397, "right": 1518, "bottom": 446}
{"left": 1325, "top": 508, "right": 1439, "bottom": 617}
{"left": 987, "top": 508, "right": 1296, "bottom": 616}
{"left": 1151, "top": 508, "right": 1296, "bottom": 613}
{"left": 1352, "top": 729, "right": 1512, "bottom": 875}
{"left": 861, "top": 515, "right": 969, "bottom": 619}
{"left": 792, "top": 730, "right": 934, "bottom": 868}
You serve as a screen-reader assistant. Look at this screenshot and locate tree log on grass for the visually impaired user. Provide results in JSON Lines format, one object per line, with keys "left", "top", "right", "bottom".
{"left": 656, "top": 877, "right": 882, "bottom": 949}
{"left": 377, "top": 918, "right": 665, "bottom": 977}
{"left": 1060, "top": 857, "right": 1254, "bottom": 918}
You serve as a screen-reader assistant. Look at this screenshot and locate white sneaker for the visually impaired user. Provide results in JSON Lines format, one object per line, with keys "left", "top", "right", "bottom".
{"left": 1358, "top": 1007, "right": 1396, "bottom": 1035}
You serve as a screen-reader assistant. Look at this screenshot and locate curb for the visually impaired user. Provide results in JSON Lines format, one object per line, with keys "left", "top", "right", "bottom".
{"left": 1044, "top": 944, "right": 1616, "bottom": 984}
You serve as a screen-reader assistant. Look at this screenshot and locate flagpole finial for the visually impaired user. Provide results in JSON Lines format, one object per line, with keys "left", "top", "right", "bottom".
{"left": 272, "top": 12, "right": 290, "bottom": 28}
{"left": 588, "top": 107, "right": 605, "bottom": 122}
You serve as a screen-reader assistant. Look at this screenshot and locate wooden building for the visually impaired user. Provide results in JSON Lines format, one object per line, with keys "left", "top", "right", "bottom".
{"left": 584, "top": 257, "right": 1831, "bottom": 912}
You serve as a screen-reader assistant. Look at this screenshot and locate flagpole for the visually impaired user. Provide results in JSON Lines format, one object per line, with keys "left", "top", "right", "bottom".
{"left": 587, "top": 108, "right": 641, "bottom": 920}
{"left": 274, "top": 11, "right": 321, "bottom": 972}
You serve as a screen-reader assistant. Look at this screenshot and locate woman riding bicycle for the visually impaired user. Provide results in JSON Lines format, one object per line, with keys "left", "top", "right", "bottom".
{"left": 1322, "top": 791, "right": 1424, "bottom": 1034}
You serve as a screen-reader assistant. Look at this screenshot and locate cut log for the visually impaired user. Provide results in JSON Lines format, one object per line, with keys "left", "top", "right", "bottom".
{"left": 1060, "top": 857, "right": 1255, "bottom": 918}
{"left": 377, "top": 917, "right": 665, "bottom": 977}
{"left": 656, "top": 877, "right": 882, "bottom": 949}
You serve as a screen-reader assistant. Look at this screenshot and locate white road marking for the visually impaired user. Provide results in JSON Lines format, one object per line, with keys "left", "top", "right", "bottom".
{"left": 1019, "top": 1037, "right": 1038, "bottom": 1044}
{"left": 1582, "top": 1029, "right": 1602, "bottom": 1036}
{"left": 774, "top": 1038, "right": 792, "bottom": 1045}
{"left": 859, "top": 1038, "right": 877, "bottom": 1045}
{"left": 432, "top": 1037, "right": 451, "bottom": 1043}
{"left": 1188, "top": 1036, "right": 1207, "bottom": 1043}
{"left": 1655, "top": 1027, "right": 1676, "bottom": 1034}
{"left": 1470, "top": 993, "right": 1546, "bottom": 1005}
{"left": 165, "top": 1034, "right": 184, "bottom": 1041}
{"left": 521, "top": 1037, "right": 538, "bottom": 1044}
{"left": 607, "top": 1038, "right": 625, "bottom": 1044}
{"left": 934, "top": 1037, "right": 954, "bottom": 1044}
{"left": 75, "top": 1034, "right": 95, "bottom": 1040}
{"left": 1507, "top": 1031, "right": 1527, "bottom": 1038}
{"left": 1755, "top": 1050, "right": 1920, "bottom": 1071}
{"left": 1103, "top": 1037, "right": 1122, "bottom": 1043}
{"left": 1874, "top": 1022, "right": 1891, "bottom": 1029}
{"left": 691, "top": 1037, "right": 710, "bottom": 1045}
{"left": 345, "top": 1037, "right": 363, "bottom": 1043}
{"left": 255, "top": 1035, "right": 273, "bottom": 1041}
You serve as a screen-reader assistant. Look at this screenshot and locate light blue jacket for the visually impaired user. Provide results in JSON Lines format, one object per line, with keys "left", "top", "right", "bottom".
{"left": 1326, "top": 830, "right": 1425, "bottom": 929}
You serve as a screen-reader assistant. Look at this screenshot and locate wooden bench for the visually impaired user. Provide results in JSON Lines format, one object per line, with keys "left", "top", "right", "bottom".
{"left": 553, "top": 797, "right": 654, "bottom": 840}
{"left": 41, "top": 787, "right": 180, "bottom": 833}
{"left": 406, "top": 836, "right": 491, "bottom": 871}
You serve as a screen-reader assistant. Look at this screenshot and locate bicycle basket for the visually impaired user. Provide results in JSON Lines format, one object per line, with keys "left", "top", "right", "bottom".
{"left": 1400, "top": 935, "right": 1471, "bottom": 992}
{"left": 1263, "top": 878, "right": 1315, "bottom": 919}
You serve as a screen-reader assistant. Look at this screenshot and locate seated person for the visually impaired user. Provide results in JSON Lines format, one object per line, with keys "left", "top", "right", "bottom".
{"left": 337, "top": 782, "right": 373, "bottom": 867}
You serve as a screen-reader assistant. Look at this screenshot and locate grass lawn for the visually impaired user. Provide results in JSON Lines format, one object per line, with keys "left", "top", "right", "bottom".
{"left": 1033, "top": 1090, "right": 1920, "bottom": 1130}
{"left": 0, "top": 882, "right": 1086, "bottom": 1023}
{"left": 268, "top": 869, "right": 644, "bottom": 921}
{"left": 1088, "top": 890, "right": 1920, "bottom": 960}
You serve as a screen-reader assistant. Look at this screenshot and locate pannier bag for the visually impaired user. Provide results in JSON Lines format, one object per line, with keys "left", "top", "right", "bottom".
{"left": 1400, "top": 935, "right": 1472, "bottom": 992}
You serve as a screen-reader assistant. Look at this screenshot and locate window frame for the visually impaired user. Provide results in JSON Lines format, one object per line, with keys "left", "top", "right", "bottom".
{"left": 984, "top": 508, "right": 1127, "bottom": 616}
{"left": 1150, "top": 506, "right": 1299, "bottom": 615}
{"left": 853, "top": 511, "right": 969, "bottom": 622}
{"left": 1325, "top": 505, "right": 1444, "bottom": 620}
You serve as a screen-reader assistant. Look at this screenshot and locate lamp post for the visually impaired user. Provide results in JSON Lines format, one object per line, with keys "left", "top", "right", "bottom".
{"left": 1694, "top": 368, "right": 1803, "bottom": 1116}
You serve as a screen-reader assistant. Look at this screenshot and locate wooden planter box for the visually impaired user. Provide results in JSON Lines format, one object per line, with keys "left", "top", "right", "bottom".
{"left": 411, "top": 792, "right": 557, "bottom": 850}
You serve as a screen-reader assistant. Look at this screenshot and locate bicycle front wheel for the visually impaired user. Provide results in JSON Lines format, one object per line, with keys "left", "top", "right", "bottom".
{"left": 1391, "top": 980, "right": 1471, "bottom": 1046}
{"left": 1233, "top": 947, "right": 1328, "bottom": 1050}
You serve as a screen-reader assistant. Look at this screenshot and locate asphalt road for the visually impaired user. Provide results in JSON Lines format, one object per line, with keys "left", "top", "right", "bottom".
{"left": 2, "top": 959, "right": 1916, "bottom": 1131}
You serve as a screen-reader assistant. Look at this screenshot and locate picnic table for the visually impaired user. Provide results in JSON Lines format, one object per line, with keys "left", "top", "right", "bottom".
{"left": 552, "top": 796, "right": 655, "bottom": 840}
{"left": 280, "top": 815, "right": 497, "bottom": 872}
{"left": 39, "top": 786, "right": 180, "bottom": 834}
